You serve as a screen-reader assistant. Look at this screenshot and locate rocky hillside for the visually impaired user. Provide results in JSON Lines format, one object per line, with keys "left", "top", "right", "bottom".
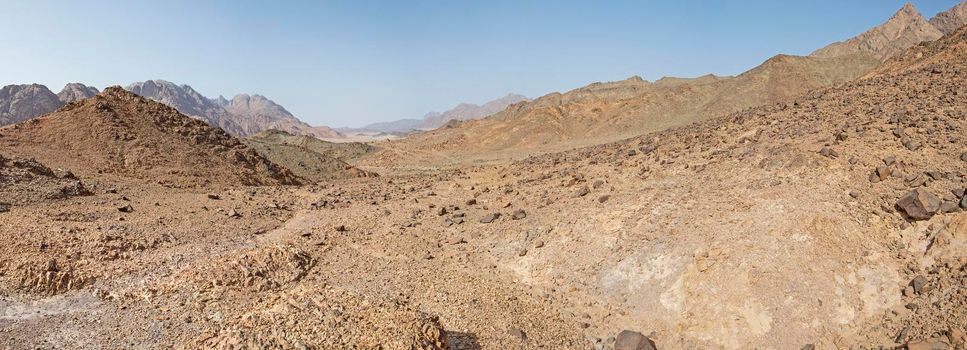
{"left": 0, "top": 84, "right": 62, "bottom": 126}
{"left": 0, "top": 153, "right": 90, "bottom": 205}
{"left": 126, "top": 80, "right": 341, "bottom": 138}
{"left": 243, "top": 130, "right": 376, "bottom": 182}
{"left": 0, "top": 87, "right": 301, "bottom": 187}
{"left": 812, "top": 2, "right": 967, "bottom": 61}
{"left": 56, "top": 83, "right": 99, "bottom": 103}
{"left": 368, "top": 3, "right": 967, "bottom": 166}
{"left": 930, "top": 1, "right": 967, "bottom": 35}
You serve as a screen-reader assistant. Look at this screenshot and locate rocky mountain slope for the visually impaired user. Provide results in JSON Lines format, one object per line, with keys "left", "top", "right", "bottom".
{"left": 0, "top": 87, "right": 300, "bottom": 187}
{"left": 930, "top": 1, "right": 967, "bottom": 35}
{"left": 811, "top": 3, "right": 944, "bottom": 61}
{"left": 0, "top": 153, "right": 91, "bottom": 205}
{"left": 368, "top": 2, "right": 967, "bottom": 166}
{"left": 0, "top": 84, "right": 62, "bottom": 126}
{"left": 242, "top": 130, "right": 377, "bottom": 182}
{"left": 342, "top": 93, "right": 528, "bottom": 134}
{"left": 126, "top": 80, "right": 341, "bottom": 138}
{"left": 56, "top": 83, "right": 99, "bottom": 103}
{"left": 419, "top": 93, "right": 529, "bottom": 129}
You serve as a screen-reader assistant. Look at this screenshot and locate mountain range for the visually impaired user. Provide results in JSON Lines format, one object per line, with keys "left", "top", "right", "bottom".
{"left": 338, "top": 93, "right": 529, "bottom": 134}
{"left": 0, "top": 80, "right": 342, "bottom": 139}
{"left": 367, "top": 2, "right": 967, "bottom": 164}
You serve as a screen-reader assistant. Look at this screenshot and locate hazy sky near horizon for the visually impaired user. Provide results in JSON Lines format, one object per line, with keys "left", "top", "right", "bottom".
{"left": 0, "top": 0, "right": 960, "bottom": 127}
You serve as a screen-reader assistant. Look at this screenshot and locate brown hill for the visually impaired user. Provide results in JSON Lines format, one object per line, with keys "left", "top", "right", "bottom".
{"left": 242, "top": 130, "right": 377, "bottom": 182}
{"left": 369, "top": 53, "right": 878, "bottom": 165}
{"left": 0, "top": 87, "right": 301, "bottom": 187}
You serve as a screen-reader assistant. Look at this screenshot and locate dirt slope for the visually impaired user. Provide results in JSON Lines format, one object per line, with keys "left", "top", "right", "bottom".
{"left": 0, "top": 87, "right": 301, "bottom": 187}
{"left": 0, "top": 154, "right": 90, "bottom": 205}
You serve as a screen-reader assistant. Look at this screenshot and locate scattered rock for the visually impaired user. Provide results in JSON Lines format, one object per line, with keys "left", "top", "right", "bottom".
{"left": 883, "top": 156, "right": 896, "bottom": 166}
{"left": 533, "top": 240, "right": 545, "bottom": 248}
{"left": 117, "top": 204, "right": 134, "bottom": 213}
{"left": 0, "top": 203, "right": 8, "bottom": 213}
{"left": 574, "top": 186, "right": 590, "bottom": 197}
{"left": 517, "top": 247, "right": 528, "bottom": 257}
{"left": 448, "top": 236, "right": 465, "bottom": 245}
{"left": 598, "top": 194, "right": 611, "bottom": 203}
{"left": 466, "top": 198, "right": 477, "bottom": 206}
{"left": 479, "top": 213, "right": 500, "bottom": 224}
{"left": 801, "top": 344, "right": 815, "bottom": 350}
{"left": 849, "top": 191, "right": 860, "bottom": 199}
{"left": 911, "top": 275, "right": 928, "bottom": 294}
{"left": 906, "top": 337, "right": 952, "bottom": 350}
{"left": 207, "top": 194, "right": 221, "bottom": 200}
{"left": 896, "top": 188, "right": 941, "bottom": 220}
{"left": 941, "top": 200, "right": 960, "bottom": 213}
{"left": 227, "top": 209, "right": 240, "bottom": 218}
{"left": 512, "top": 209, "right": 526, "bottom": 220}
{"left": 876, "top": 166, "right": 892, "bottom": 180}
{"left": 508, "top": 327, "right": 527, "bottom": 341}
{"left": 334, "top": 225, "right": 347, "bottom": 232}
{"left": 614, "top": 330, "right": 657, "bottom": 350}
{"left": 592, "top": 179, "right": 605, "bottom": 189}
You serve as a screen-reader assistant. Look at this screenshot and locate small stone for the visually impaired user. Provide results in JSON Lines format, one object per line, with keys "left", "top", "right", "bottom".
{"left": 896, "top": 188, "right": 941, "bottom": 220}
{"left": 508, "top": 328, "right": 527, "bottom": 341}
{"left": 118, "top": 204, "right": 134, "bottom": 213}
{"left": 849, "top": 191, "right": 860, "bottom": 199}
{"left": 334, "top": 225, "right": 347, "bottom": 232}
{"left": 961, "top": 152, "right": 967, "bottom": 162}
{"left": 422, "top": 252, "right": 433, "bottom": 260}
{"left": 598, "top": 194, "right": 611, "bottom": 203}
{"left": 592, "top": 179, "right": 605, "bottom": 189}
{"left": 876, "top": 166, "right": 892, "bottom": 180}
{"left": 448, "top": 236, "right": 465, "bottom": 245}
{"left": 533, "top": 240, "right": 545, "bottom": 248}
{"left": 437, "top": 207, "right": 448, "bottom": 216}
{"left": 614, "top": 330, "right": 657, "bottom": 350}
{"left": 941, "top": 200, "right": 960, "bottom": 213}
{"left": 479, "top": 213, "right": 500, "bottom": 224}
{"left": 907, "top": 337, "right": 952, "bottom": 350}
{"left": 911, "top": 275, "right": 928, "bottom": 294}
{"left": 801, "top": 344, "right": 815, "bottom": 350}
{"left": 207, "top": 194, "right": 221, "bottom": 200}
{"left": 574, "top": 186, "right": 590, "bottom": 197}
{"left": 0, "top": 203, "right": 8, "bottom": 213}
{"left": 904, "top": 141, "right": 922, "bottom": 151}
{"left": 883, "top": 156, "right": 896, "bottom": 166}
{"left": 517, "top": 247, "right": 528, "bottom": 257}
{"left": 227, "top": 209, "right": 240, "bottom": 218}
{"left": 512, "top": 209, "right": 527, "bottom": 220}
{"left": 466, "top": 198, "right": 477, "bottom": 206}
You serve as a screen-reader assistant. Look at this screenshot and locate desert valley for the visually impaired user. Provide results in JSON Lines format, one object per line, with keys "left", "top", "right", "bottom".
{"left": 1, "top": 2, "right": 967, "bottom": 350}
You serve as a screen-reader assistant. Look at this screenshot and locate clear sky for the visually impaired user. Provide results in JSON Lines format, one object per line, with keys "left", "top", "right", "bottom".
{"left": 0, "top": 0, "right": 960, "bottom": 127}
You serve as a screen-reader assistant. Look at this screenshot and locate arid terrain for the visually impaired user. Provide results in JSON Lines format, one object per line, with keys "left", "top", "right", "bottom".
{"left": 2, "top": 3, "right": 967, "bottom": 350}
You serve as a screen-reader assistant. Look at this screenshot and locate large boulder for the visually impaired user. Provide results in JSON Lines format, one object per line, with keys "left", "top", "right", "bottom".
{"left": 896, "top": 188, "right": 941, "bottom": 220}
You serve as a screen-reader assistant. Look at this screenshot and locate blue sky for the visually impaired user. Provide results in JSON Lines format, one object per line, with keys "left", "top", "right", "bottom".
{"left": 0, "top": 0, "right": 960, "bottom": 127}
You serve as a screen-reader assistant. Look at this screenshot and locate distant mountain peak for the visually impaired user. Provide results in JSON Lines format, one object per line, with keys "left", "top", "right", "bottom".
{"left": 929, "top": 1, "right": 967, "bottom": 35}
{"left": 57, "top": 83, "right": 99, "bottom": 103}
{"left": 810, "top": 2, "right": 944, "bottom": 61}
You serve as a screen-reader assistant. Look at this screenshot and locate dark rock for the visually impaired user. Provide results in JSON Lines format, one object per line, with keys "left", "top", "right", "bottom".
{"left": 614, "top": 330, "right": 657, "bottom": 350}
{"left": 479, "top": 213, "right": 500, "bottom": 224}
{"left": 904, "top": 141, "right": 922, "bottom": 151}
{"left": 512, "top": 209, "right": 526, "bottom": 220}
{"left": 962, "top": 195, "right": 967, "bottom": 209}
{"left": 592, "top": 179, "right": 605, "bottom": 189}
{"left": 849, "top": 191, "right": 859, "bottom": 199}
{"left": 207, "top": 194, "right": 221, "bottom": 200}
{"left": 227, "top": 209, "right": 240, "bottom": 218}
{"left": 437, "top": 207, "right": 448, "bottom": 216}
{"left": 575, "top": 186, "right": 590, "bottom": 197}
{"left": 0, "top": 203, "right": 8, "bottom": 213}
{"left": 941, "top": 200, "right": 960, "bottom": 213}
{"left": 466, "top": 198, "right": 477, "bottom": 205}
{"left": 117, "top": 204, "right": 134, "bottom": 213}
{"left": 334, "top": 224, "right": 347, "bottom": 232}
{"left": 883, "top": 156, "right": 896, "bottom": 166}
{"left": 896, "top": 188, "right": 941, "bottom": 220}
{"left": 819, "top": 147, "right": 838, "bottom": 158}
{"left": 911, "top": 275, "right": 928, "bottom": 294}
{"left": 598, "top": 194, "right": 611, "bottom": 203}
{"left": 801, "top": 344, "right": 815, "bottom": 350}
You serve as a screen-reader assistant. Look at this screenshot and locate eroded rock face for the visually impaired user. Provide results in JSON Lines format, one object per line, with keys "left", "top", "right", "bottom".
{"left": 0, "top": 84, "right": 63, "bottom": 126}
{"left": 897, "top": 188, "right": 942, "bottom": 220}
{"left": 811, "top": 4, "right": 943, "bottom": 61}
{"left": 56, "top": 83, "right": 99, "bottom": 103}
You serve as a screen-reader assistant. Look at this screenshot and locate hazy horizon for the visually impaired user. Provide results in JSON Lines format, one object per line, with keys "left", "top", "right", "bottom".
{"left": 0, "top": 0, "right": 960, "bottom": 128}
